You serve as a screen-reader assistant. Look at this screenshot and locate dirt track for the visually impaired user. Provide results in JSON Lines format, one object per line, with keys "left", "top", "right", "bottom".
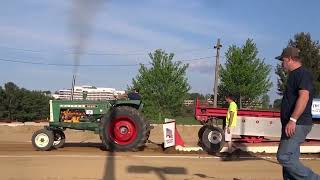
{"left": 0, "top": 124, "right": 201, "bottom": 146}
{"left": 0, "top": 125, "right": 319, "bottom": 180}
{"left": 0, "top": 142, "right": 320, "bottom": 180}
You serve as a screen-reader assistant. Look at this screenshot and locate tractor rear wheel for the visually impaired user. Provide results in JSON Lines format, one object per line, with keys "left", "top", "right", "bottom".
{"left": 31, "top": 129, "right": 54, "bottom": 151}
{"left": 101, "top": 106, "right": 150, "bottom": 151}
{"left": 200, "top": 126, "right": 225, "bottom": 154}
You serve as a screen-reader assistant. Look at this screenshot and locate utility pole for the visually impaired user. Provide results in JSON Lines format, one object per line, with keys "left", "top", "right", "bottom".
{"left": 213, "top": 39, "right": 222, "bottom": 108}
{"left": 70, "top": 74, "right": 76, "bottom": 100}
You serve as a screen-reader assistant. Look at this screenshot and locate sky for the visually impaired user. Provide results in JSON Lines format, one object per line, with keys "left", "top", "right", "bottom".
{"left": 0, "top": 0, "right": 319, "bottom": 102}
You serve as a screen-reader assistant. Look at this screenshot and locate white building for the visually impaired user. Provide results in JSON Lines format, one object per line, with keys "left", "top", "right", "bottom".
{"left": 53, "top": 85, "right": 125, "bottom": 101}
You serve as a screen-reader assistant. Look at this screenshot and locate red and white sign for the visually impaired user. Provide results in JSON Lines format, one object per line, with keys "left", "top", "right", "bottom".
{"left": 163, "top": 119, "right": 175, "bottom": 148}
{"left": 312, "top": 99, "right": 320, "bottom": 118}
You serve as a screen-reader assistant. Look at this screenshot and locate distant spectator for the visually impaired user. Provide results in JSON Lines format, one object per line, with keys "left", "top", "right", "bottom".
{"left": 128, "top": 88, "right": 141, "bottom": 100}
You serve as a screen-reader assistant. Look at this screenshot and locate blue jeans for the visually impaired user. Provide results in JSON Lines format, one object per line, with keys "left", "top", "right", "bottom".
{"left": 277, "top": 125, "right": 320, "bottom": 180}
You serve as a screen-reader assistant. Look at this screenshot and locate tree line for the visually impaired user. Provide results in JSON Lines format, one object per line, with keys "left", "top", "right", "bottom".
{"left": 1, "top": 32, "right": 318, "bottom": 122}
{"left": 273, "top": 32, "right": 320, "bottom": 109}
{"left": 132, "top": 42, "right": 272, "bottom": 122}
{"left": 133, "top": 33, "right": 319, "bottom": 121}
{"left": 275, "top": 33, "right": 320, "bottom": 96}
{"left": 0, "top": 82, "right": 52, "bottom": 122}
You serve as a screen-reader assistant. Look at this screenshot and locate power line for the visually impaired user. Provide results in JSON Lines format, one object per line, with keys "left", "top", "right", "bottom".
{"left": 0, "top": 46, "right": 43, "bottom": 53}
{"left": 0, "top": 56, "right": 215, "bottom": 67}
{"left": 0, "top": 58, "right": 140, "bottom": 67}
{"left": 0, "top": 45, "right": 214, "bottom": 56}
{"left": 178, "top": 56, "right": 216, "bottom": 62}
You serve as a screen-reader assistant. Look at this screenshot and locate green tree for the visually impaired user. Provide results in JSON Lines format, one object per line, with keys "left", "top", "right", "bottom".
{"left": 187, "top": 93, "right": 205, "bottom": 100}
{"left": 276, "top": 32, "right": 320, "bottom": 96}
{"left": 31, "top": 91, "right": 52, "bottom": 121}
{"left": 273, "top": 98, "right": 282, "bottom": 110}
{"left": 261, "top": 94, "right": 270, "bottom": 109}
{"left": 275, "top": 64, "right": 288, "bottom": 96}
{"left": 17, "top": 90, "right": 51, "bottom": 121}
{"left": 0, "top": 82, "right": 52, "bottom": 122}
{"left": 219, "top": 39, "right": 273, "bottom": 108}
{"left": 131, "top": 49, "right": 190, "bottom": 122}
{"left": 2, "top": 82, "right": 21, "bottom": 120}
{"left": 0, "top": 86, "right": 5, "bottom": 119}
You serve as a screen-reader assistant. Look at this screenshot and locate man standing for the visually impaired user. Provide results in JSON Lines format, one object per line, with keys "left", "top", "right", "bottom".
{"left": 225, "top": 94, "right": 238, "bottom": 154}
{"left": 276, "top": 47, "right": 319, "bottom": 179}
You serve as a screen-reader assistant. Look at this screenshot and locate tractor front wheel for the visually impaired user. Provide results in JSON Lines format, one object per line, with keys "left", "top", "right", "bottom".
{"left": 31, "top": 129, "right": 54, "bottom": 151}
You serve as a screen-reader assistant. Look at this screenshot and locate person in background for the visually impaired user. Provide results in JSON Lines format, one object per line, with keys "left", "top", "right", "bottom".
{"left": 275, "top": 47, "right": 319, "bottom": 180}
{"left": 224, "top": 93, "right": 238, "bottom": 155}
{"left": 128, "top": 88, "right": 141, "bottom": 100}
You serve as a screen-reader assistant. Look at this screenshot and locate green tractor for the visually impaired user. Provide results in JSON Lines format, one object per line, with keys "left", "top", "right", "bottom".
{"left": 31, "top": 100, "right": 151, "bottom": 151}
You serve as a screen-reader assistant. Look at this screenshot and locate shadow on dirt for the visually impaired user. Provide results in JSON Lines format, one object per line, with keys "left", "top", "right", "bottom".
{"left": 63, "top": 142, "right": 103, "bottom": 149}
{"left": 127, "top": 165, "right": 187, "bottom": 180}
{"left": 206, "top": 140, "right": 280, "bottom": 165}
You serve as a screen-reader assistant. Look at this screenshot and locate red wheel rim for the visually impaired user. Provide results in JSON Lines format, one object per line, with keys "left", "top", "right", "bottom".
{"left": 108, "top": 116, "right": 137, "bottom": 145}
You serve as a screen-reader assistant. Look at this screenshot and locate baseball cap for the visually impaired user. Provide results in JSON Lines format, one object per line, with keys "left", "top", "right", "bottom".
{"left": 275, "top": 47, "right": 300, "bottom": 61}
